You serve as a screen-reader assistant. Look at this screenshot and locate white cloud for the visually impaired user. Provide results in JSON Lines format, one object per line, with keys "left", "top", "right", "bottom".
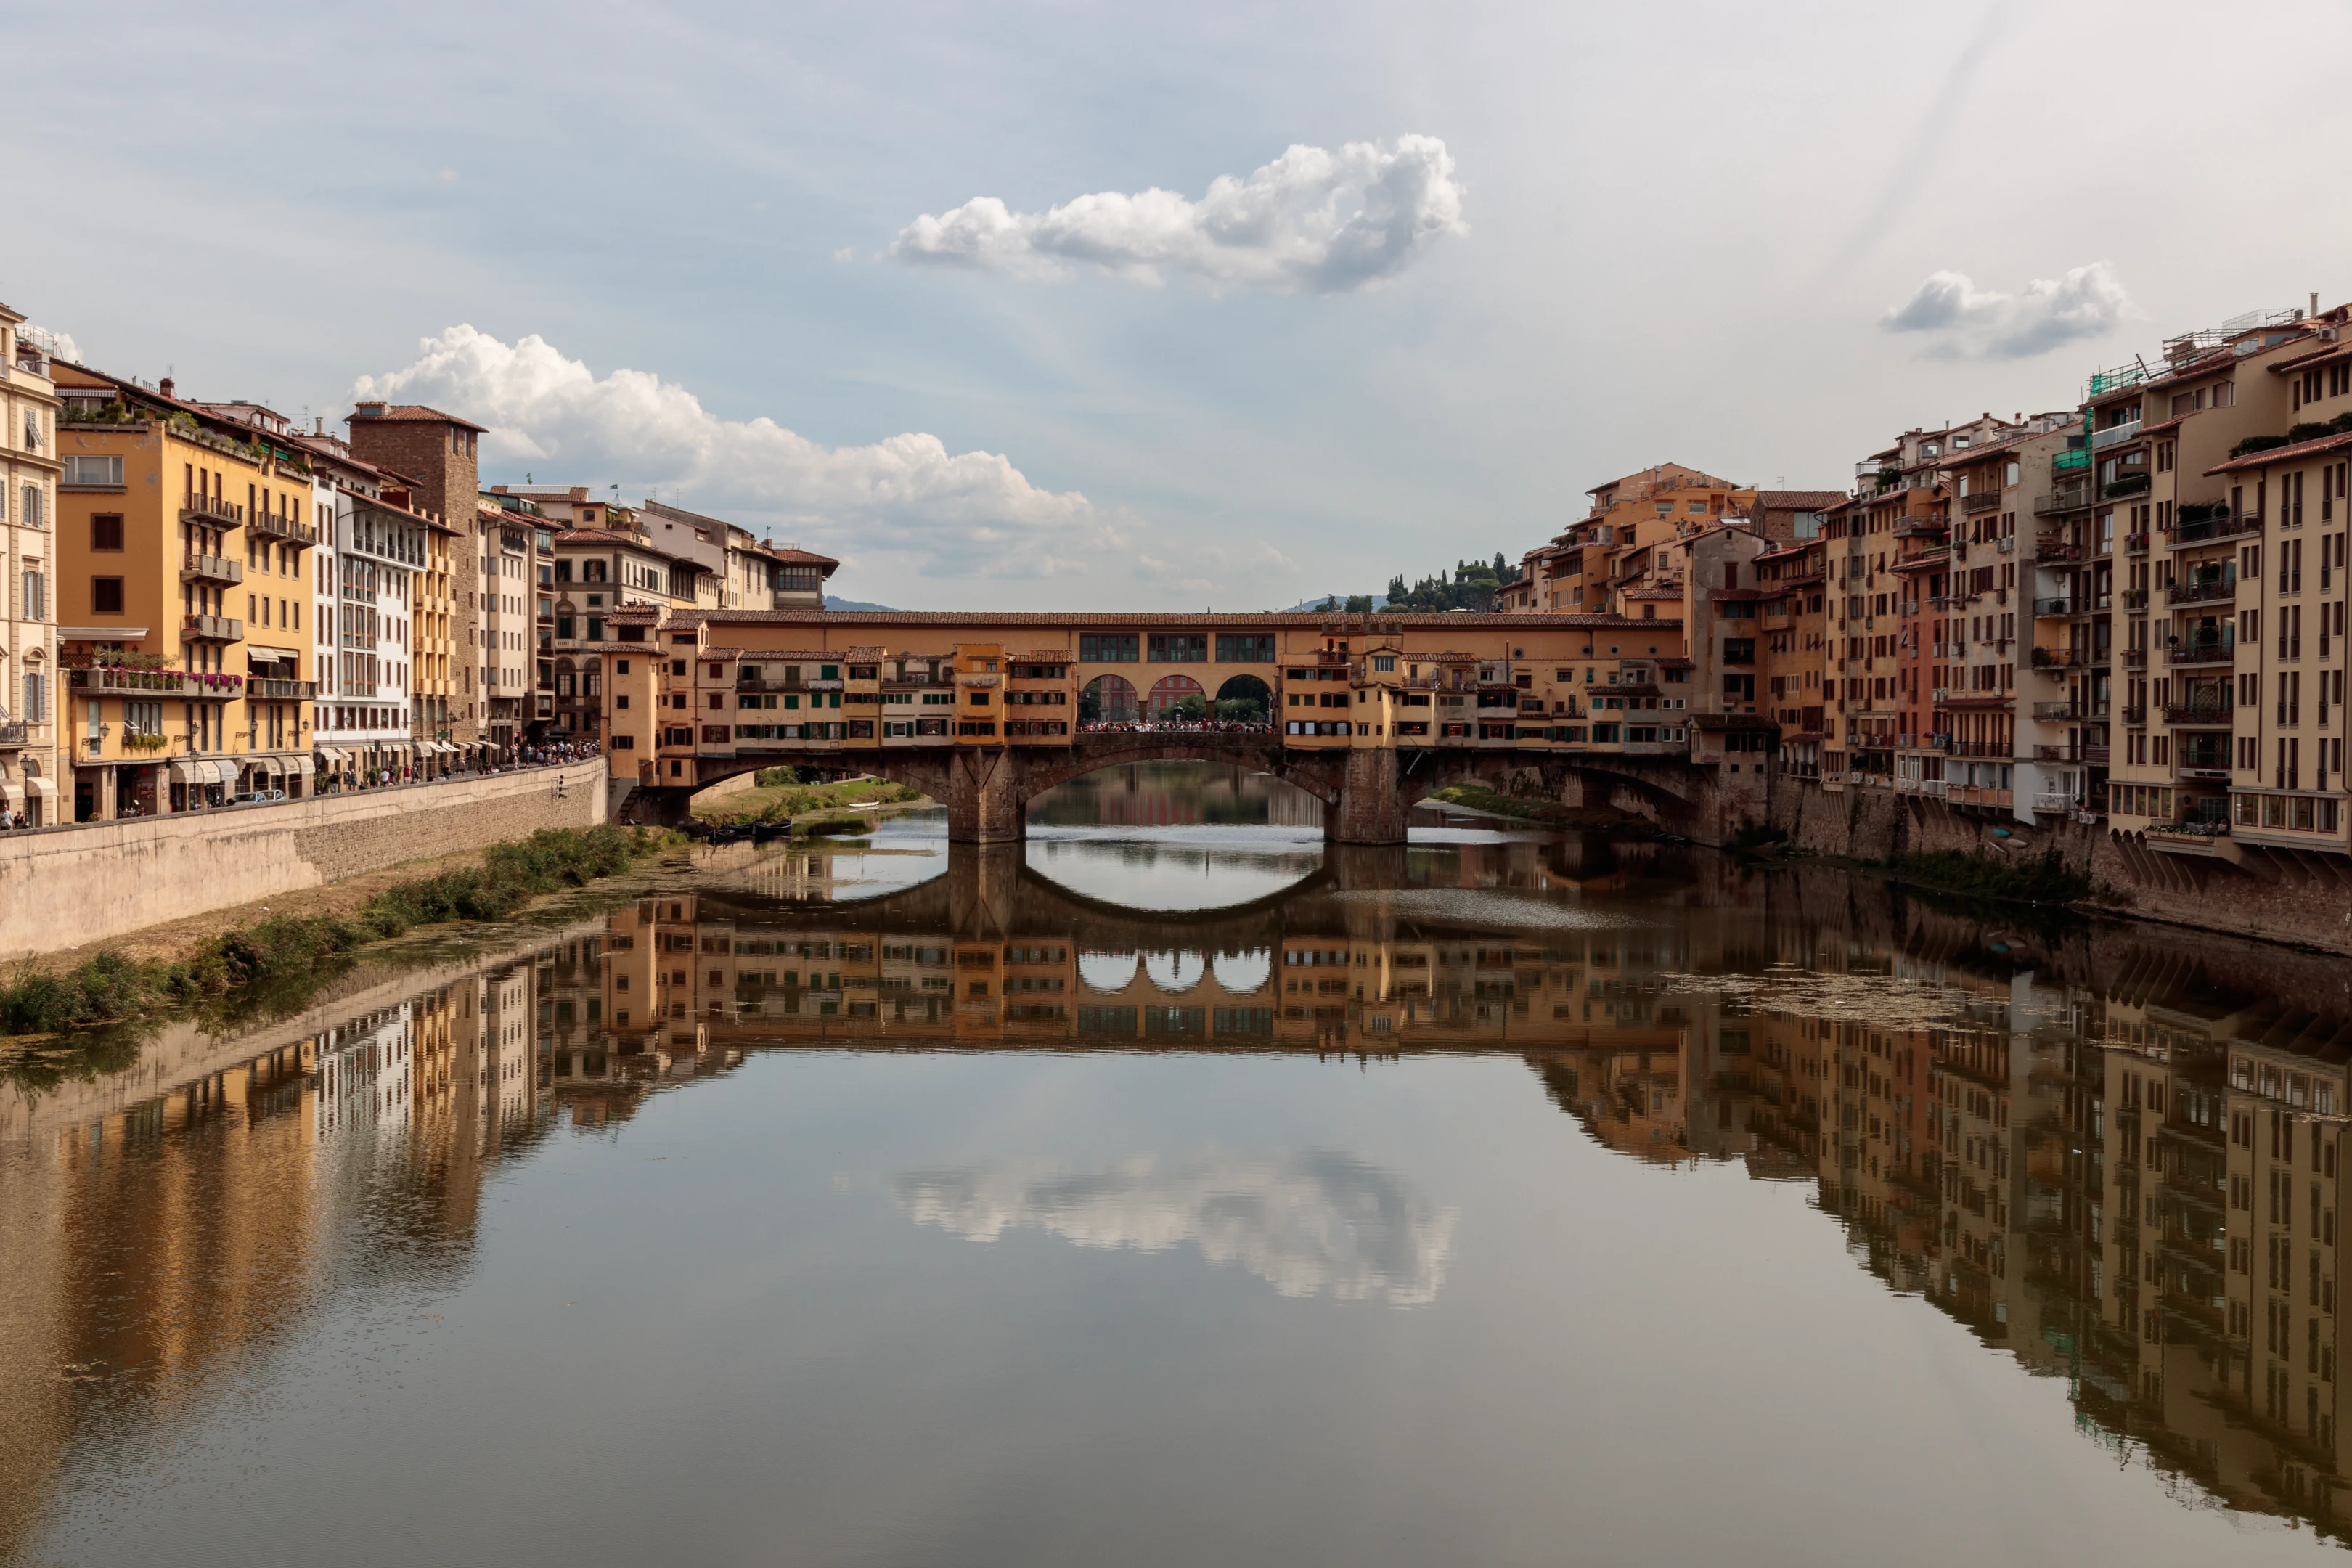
{"left": 890, "top": 136, "right": 1466, "bottom": 294}
{"left": 1882, "top": 261, "right": 2133, "bottom": 359}
{"left": 893, "top": 1152, "right": 1456, "bottom": 1304}
{"left": 351, "top": 325, "right": 1122, "bottom": 577}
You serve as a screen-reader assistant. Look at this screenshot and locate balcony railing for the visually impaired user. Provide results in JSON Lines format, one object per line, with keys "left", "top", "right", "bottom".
{"left": 2121, "top": 704, "right": 2147, "bottom": 725}
{"left": 2030, "top": 645, "right": 2092, "bottom": 669}
{"left": 2126, "top": 531, "right": 2150, "bottom": 555}
{"left": 180, "top": 553, "right": 243, "bottom": 585}
{"left": 0, "top": 721, "right": 27, "bottom": 746}
{"left": 2091, "top": 418, "right": 2144, "bottom": 451}
{"left": 2175, "top": 512, "right": 2262, "bottom": 544}
{"left": 1961, "top": 491, "right": 2003, "bottom": 514}
{"left": 2121, "top": 648, "right": 2148, "bottom": 669}
{"left": 2166, "top": 634, "right": 2236, "bottom": 666}
{"left": 2166, "top": 576, "right": 2237, "bottom": 606}
{"left": 245, "top": 510, "right": 318, "bottom": 545}
{"left": 2031, "top": 701, "right": 2088, "bottom": 721}
{"left": 2162, "top": 703, "right": 2233, "bottom": 727}
{"left": 68, "top": 666, "right": 242, "bottom": 700}
{"left": 2035, "top": 488, "right": 2092, "bottom": 517}
{"left": 180, "top": 494, "right": 245, "bottom": 526}
{"left": 183, "top": 613, "right": 244, "bottom": 642}
{"left": 2034, "top": 541, "right": 2087, "bottom": 566}
{"left": 248, "top": 678, "right": 319, "bottom": 701}
{"left": 2033, "top": 744, "right": 2112, "bottom": 764}
{"left": 2032, "top": 597, "right": 2075, "bottom": 617}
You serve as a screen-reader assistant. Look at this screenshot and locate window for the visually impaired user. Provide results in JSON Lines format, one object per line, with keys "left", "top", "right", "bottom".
{"left": 21, "top": 571, "right": 44, "bottom": 620}
{"left": 86, "top": 513, "right": 126, "bottom": 552}
{"left": 61, "top": 454, "right": 123, "bottom": 487}
{"left": 21, "top": 671, "right": 43, "bottom": 723}
{"left": 1081, "top": 634, "right": 1138, "bottom": 662}
{"left": 20, "top": 486, "right": 42, "bottom": 528}
{"left": 1147, "top": 633, "right": 1207, "bottom": 662}
{"left": 1214, "top": 633, "right": 1276, "bottom": 662}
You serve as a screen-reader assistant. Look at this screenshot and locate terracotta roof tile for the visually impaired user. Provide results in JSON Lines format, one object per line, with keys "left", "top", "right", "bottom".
{"left": 2208, "top": 430, "right": 2352, "bottom": 474}
{"left": 350, "top": 402, "right": 488, "bottom": 433}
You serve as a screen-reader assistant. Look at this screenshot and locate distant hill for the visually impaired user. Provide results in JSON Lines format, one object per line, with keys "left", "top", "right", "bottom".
{"left": 822, "top": 597, "right": 897, "bottom": 612}
{"left": 1283, "top": 595, "right": 1391, "bottom": 612}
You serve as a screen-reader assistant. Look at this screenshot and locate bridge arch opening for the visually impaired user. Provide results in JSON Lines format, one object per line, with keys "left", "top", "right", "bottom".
{"left": 1146, "top": 674, "right": 1207, "bottom": 719}
{"left": 1213, "top": 674, "right": 1273, "bottom": 724}
{"left": 1211, "top": 949, "right": 1272, "bottom": 995}
{"left": 1143, "top": 950, "right": 1205, "bottom": 992}
{"left": 1080, "top": 674, "right": 1138, "bottom": 724}
{"left": 1079, "top": 951, "right": 1140, "bottom": 992}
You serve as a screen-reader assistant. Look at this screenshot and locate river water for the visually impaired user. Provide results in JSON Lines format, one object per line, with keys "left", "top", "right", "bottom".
{"left": 3, "top": 762, "right": 2349, "bottom": 1565}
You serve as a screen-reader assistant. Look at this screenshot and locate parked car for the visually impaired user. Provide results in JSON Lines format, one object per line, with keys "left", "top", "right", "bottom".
{"left": 234, "top": 788, "right": 288, "bottom": 805}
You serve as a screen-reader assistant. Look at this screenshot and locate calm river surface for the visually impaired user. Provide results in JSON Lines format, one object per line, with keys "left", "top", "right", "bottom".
{"left": 5, "top": 761, "right": 2351, "bottom": 1565}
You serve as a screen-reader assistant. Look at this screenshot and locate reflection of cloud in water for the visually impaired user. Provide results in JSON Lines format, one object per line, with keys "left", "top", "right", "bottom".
{"left": 1655, "top": 965, "right": 2051, "bottom": 1032}
{"left": 1328, "top": 888, "right": 1641, "bottom": 929}
{"left": 892, "top": 1153, "right": 1455, "bottom": 1305}
{"left": 1027, "top": 834, "right": 1323, "bottom": 912}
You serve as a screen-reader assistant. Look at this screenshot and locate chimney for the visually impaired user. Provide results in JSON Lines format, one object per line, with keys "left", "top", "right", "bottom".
{"left": 314, "top": 416, "right": 324, "bottom": 436}
{"left": 158, "top": 376, "right": 176, "bottom": 399}
{"left": 2313, "top": 292, "right": 2322, "bottom": 320}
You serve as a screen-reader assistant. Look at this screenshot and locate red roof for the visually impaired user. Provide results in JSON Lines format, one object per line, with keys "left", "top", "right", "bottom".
{"left": 2206, "top": 430, "right": 2352, "bottom": 475}
{"left": 349, "top": 402, "right": 488, "bottom": 433}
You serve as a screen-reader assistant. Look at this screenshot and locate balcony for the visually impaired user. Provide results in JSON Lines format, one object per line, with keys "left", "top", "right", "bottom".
{"left": 2176, "top": 760, "right": 2232, "bottom": 781}
{"left": 2031, "top": 792, "right": 2081, "bottom": 814}
{"left": 2031, "top": 701, "right": 2088, "bottom": 721}
{"left": 181, "top": 614, "right": 244, "bottom": 642}
{"left": 2167, "top": 576, "right": 2236, "bottom": 606}
{"left": 68, "top": 666, "right": 242, "bottom": 701}
{"left": 2126, "top": 531, "right": 2150, "bottom": 555}
{"left": 179, "top": 494, "right": 245, "bottom": 527}
{"left": 2162, "top": 703, "right": 2233, "bottom": 727}
{"left": 2031, "top": 596, "right": 2075, "bottom": 617}
{"left": 2035, "top": 488, "right": 2094, "bottom": 517}
{"left": 2121, "top": 704, "right": 2147, "bottom": 725}
{"left": 180, "top": 553, "right": 243, "bottom": 585}
{"left": 2121, "top": 648, "right": 2148, "bottom": 669}
{"left": 1961, "top": 490, "right": 2003, "bottom": 514}
{"left": 249, "top": 677, "right": 319, "bottom": 701}
{"left": 2052, "top": 449, "right": 2092, "bottom": 475}
{"left": 2175, "top": 511, "right": 2262, "bottom": 545}
{"left": 246, "top": 510, "right": 317, "bottom": 545}
{"left": 2091, "top": 418, "right": 2144, "bottom": 451}
{"left": 2034, "top": 540, "right": 2088, "bottom": 567}
{"left": 1895, "top": 518, "right": 1946, "bottom": 539}
{"left": 2166, "top": 634, "right": 2236, "bottom": 666}
{"left": 2032, "top": 745, "right": 2110, "bottom": 765}
{"left": 2030, "top": 645, "right": 2092, "bottom": 670}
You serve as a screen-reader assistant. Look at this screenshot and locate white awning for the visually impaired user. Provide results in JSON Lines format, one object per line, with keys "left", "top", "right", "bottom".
{"left": 317, "top": 748, "right": 346, "bottom": 766}
{"left": 0, "top": 781, "right": 23, "bottom": 808}
{"left": 203, "top": 760, "right": 235, "bottom": 785}
{"left": 168, "top": 759, "right": 202, "bottom": 783}
{"left": 26, "top": 777, "right": 57, "bottom": 799}
{"left": 248, "top": 646, "right": 302, "bottom": 663}
{"left": 254, "top": 756, "right": 285, "bottom": 777}
{"left": 291, "top": 756, "right": 316, "bottom": 777}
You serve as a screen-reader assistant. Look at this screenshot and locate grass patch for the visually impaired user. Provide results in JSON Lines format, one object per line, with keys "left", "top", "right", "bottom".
{"left": 697, "top": 773, "right": 926, "bottom": 825}
{"left": 0, "top": 825, "right": 675, "bottom": 1039}
{"left": 1879, "top": 849, "right": 2090, "bottom": 905}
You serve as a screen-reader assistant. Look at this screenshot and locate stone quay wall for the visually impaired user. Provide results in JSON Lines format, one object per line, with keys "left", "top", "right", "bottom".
{"left": 0, "top": 765, "right": 608, "bottom": 962}
{"left": 1762, "top": 772, "right": 2352, "bottom": 955}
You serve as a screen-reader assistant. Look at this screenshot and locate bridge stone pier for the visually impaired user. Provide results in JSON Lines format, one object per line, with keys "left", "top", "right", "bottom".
{"left": 593, "top": 607, "right": 1772, "bottom": 846}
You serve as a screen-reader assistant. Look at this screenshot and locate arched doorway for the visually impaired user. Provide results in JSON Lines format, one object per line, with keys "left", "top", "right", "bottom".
{"left": 1213, "top": 674, "right": 1272, "bottom": 724}
{"left": 1147, "top": 674, "right": 1206, "bottom": 719}
{"left": 1081, "top": 674, "right": 1138, "bottom": 724}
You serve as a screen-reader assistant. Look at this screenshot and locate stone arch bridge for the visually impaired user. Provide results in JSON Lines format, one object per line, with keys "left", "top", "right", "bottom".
{"left": 620, "top": 732, "right": 1734, "bottom": 844}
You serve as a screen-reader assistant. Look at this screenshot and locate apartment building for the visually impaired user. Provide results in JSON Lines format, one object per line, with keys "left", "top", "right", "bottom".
{"left": 635, "top": 499, "right": 837, "bottom": 609}
{"left": 1, "top": 307, "right": 61, "bottom": 822}
{"left": 346, "top": 402, "right": 488, "bottom": 754}
{"left": 1511, "top": 463, "right": 1753, "bottom": 616}
{"left": 1753, "top": 533, "right": 1829, "bottom": 779}
{"left": 2096, "top": 301, "right": 2352, "bottom": 869}
{"left": 475, "top": 498, "right": 552, "bottom": 755}
{"left": 49, "top": 366, "right": 319, "bottom": 819}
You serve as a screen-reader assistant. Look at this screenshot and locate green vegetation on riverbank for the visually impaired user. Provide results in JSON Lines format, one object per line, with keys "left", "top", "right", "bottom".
{"left": 1873, "top": 849, "right": 2091, "bottom": 906}
{"left": 695, "top": 771, "right": 927, "bottom": 824}
{"left": 0, "top": 825, "right": 674, "bottom": 1038}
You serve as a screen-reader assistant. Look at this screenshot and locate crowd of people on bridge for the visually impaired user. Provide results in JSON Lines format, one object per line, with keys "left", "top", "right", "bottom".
{"left": 1078, "top": 718, "right": 1275, "bottom": 736}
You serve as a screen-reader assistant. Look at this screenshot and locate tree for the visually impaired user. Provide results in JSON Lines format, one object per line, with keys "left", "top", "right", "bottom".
{"left": 1344, "top": 594, "right": 1375, "bottom": 613}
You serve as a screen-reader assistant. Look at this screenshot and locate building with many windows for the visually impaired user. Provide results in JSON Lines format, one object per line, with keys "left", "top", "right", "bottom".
{"left": 0, "top": 306, "right": 61, "bottom": 822}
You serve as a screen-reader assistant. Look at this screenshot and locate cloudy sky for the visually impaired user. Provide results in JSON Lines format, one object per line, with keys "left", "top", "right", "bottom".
{"left": 17, "top": 0, "right": 2352, "bottom": 608}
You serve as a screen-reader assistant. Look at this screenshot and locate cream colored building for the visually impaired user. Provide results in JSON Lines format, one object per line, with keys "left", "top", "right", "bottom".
{"left": 1, "top": 308, "right": 60, "bottom": 821}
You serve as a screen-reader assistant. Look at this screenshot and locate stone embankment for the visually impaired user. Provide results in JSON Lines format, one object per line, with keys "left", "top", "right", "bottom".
{"left": 0, "top": 766, "right": 608, "bottom": 962}
{"left": 1764, "top": 775, "right": 2352, "bottom": 955}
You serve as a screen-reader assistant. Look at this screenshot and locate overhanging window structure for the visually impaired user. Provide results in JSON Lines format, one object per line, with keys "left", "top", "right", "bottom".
{"left": 1148, "top": 633, "right": 1207, "bottom": 662}
{"left": 1080, "top": 633, "right": 1138, "bottom": 662}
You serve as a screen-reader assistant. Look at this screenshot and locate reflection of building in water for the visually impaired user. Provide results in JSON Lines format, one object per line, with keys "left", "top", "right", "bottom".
{"left": 1027, "top": 760, "right": 1324, "bottom": 830}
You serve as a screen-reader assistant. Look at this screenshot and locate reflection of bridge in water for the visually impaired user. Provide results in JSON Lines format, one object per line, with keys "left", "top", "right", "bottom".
{"left": 19, "top": 836, "right": 2352, "bottom": 1545}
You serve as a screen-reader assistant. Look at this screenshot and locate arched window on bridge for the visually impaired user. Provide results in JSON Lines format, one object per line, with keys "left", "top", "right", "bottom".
{"left": 1213, "top": 674, "right": 1272, "bottom": 724}
{"left": 1081, "top": 674, "right": 1139, "bottom": 724}
{"left": 1147, "top": 674, "right": 1206, "bottom": 719}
